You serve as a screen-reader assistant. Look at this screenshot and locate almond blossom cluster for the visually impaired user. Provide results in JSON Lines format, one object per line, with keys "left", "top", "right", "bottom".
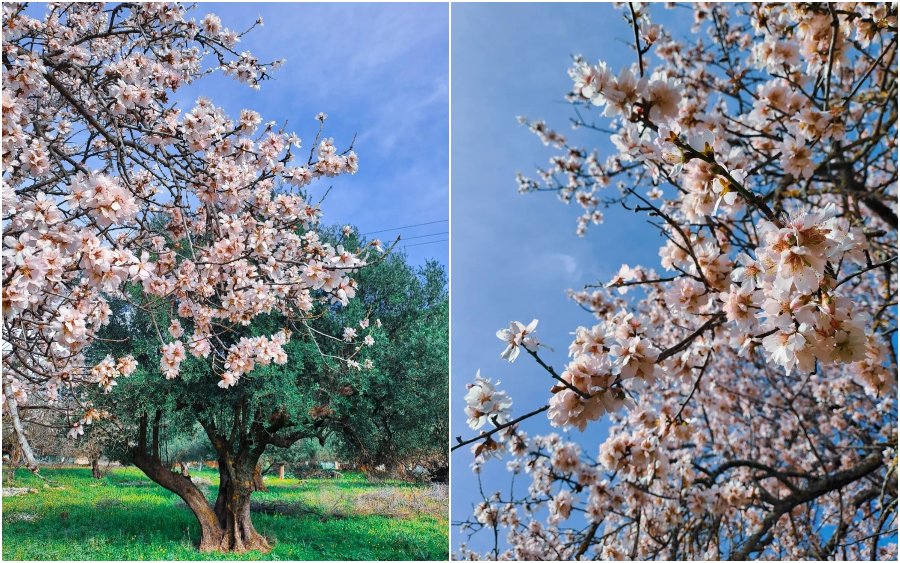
{"left": 747, "top": 204, "right": 870, "bottom": 374}
{"left": 2, "top": 3, "right": 371, "bottom": 453}
{"left": 218, "top": 331, "right": 291, "bottom": 388}
{"left": 465, "top": 371, "right": 513, "bottom": 431}
{"left": 459, "top": 3, "right": 896, "bottom": 560}
{"left": 90, "top": 355, "right": 138, "bottom": 393}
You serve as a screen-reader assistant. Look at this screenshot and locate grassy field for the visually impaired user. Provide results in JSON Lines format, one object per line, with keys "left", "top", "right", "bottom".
{"left": 1, "top": 466, "right": 448, "bottom": 561}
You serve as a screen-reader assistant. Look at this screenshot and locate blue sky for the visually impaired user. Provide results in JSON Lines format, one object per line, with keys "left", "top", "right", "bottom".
{"left": 450, "top": 2, "right": 691, "bottom": 551}
{"left": 184, "top": 3, "right": 449, "bottom": 267}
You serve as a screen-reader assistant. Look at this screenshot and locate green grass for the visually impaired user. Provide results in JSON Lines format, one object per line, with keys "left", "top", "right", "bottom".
{"left": 1, "top": 466, "right": 448, "bottom": 560}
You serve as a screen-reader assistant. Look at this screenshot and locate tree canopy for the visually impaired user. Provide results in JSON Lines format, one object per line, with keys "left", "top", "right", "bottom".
{"left": 0, "top": 2, "right": 397, "bottom": 553}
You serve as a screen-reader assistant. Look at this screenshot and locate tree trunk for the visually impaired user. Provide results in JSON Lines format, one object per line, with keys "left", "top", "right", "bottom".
{"left": 132, "top": 449, "right": 227, "bottom": 552}
{"left": 213, "top": 461, "right": 271, "bottom": 553}
{"left": 130, "top": 409, "right": 276, "bottom": 554}
{"left": 131, "top": 450, "right": 271, "bottom": 553}
{"left": 90, "top": 454, "right": 102, "bottom": 479}
{"left": 3, "top": 379, "right": 39, "bottom": 472}
{"left": 277, "top": 463, "right": 286, "bottom": 479}
{"left": 253, "top": 463, "right": 267, "bottom": 491}
{"left": 134, "top": 454, "right": 272, "bottom": 553}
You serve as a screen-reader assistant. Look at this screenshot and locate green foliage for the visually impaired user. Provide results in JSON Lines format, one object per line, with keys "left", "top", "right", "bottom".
{"left": 310, "top": 233, "right": 448, "bottom": 472}
{"left": 88, "top": 291, "right": 332, "bottom": 452}
{"left": 166, "top": 426, "right": 216, "bottom": 463}
{"left": 84, "top": 229, "right": 448, "bottom": 475}
{"left": 1, "top": 467, "right": 448, "bottom": 561}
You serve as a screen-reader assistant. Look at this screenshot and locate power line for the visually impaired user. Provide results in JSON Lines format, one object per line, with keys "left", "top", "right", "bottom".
{"left": 362, "top": 219, "right": 448, "bottom": 236}
{"left": 403, "top": 239, "right": 448, "bottom": 248}
{"left": 400, "top": 231, "right": 448, "bottom": 241}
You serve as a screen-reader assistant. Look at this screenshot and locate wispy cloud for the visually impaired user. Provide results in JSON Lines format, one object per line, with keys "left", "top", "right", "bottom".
{"left": 191, "top": 3, "right": 448, "bottom": 266}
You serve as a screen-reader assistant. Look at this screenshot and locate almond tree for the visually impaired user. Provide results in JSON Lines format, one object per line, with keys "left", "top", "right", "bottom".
{"left": 2, "top": 2, "right": 379, "bottom": 553}
{"left": 456, "top": 3, "right": 897, "bottom": 560}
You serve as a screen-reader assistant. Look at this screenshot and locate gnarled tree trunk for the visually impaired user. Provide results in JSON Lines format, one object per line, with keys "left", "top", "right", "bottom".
{"left": 132, "top": 448, "right": 226, "bottom": 551}
{"left": 130, "top": 410, "right": 275, "bottom": 554}
{"left": 130, "top": 405, "right": 314, "bottom": 554}
{"left": 212, "top": 458, "right": 270, "bottom": 553}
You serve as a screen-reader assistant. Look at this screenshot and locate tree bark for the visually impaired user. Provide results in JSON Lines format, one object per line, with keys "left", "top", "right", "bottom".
{"left": 132, "top": 449, "right": 226, "bottom": 552}
{"left": 90, "top": 454, "right": 102, "bottom": 479}
{"left": 129, "top": 405, "right": 290, "bottom": 554}
{"left": 213, "top": 459, "right": 271, "bottom": 553}
{"left": 253, "top": 463, "right": 267, "bottom": 491}
{"left": 3, "top": 379, "right": 39, "bottom": 472}
{"left": 130, "top": 447, "right": 271, "bottom": 553}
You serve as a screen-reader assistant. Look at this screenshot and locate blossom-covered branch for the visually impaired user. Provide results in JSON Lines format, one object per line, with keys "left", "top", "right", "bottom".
{"left": 458, "top": 3, "right": 897, "bottom": 560}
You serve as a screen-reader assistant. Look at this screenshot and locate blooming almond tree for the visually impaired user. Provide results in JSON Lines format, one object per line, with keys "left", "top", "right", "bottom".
{"left": 456, "top": 3, "right": 897, "bottom": 560}
{"left": 2, "top": 2, "right": 375, "bottom": 553}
